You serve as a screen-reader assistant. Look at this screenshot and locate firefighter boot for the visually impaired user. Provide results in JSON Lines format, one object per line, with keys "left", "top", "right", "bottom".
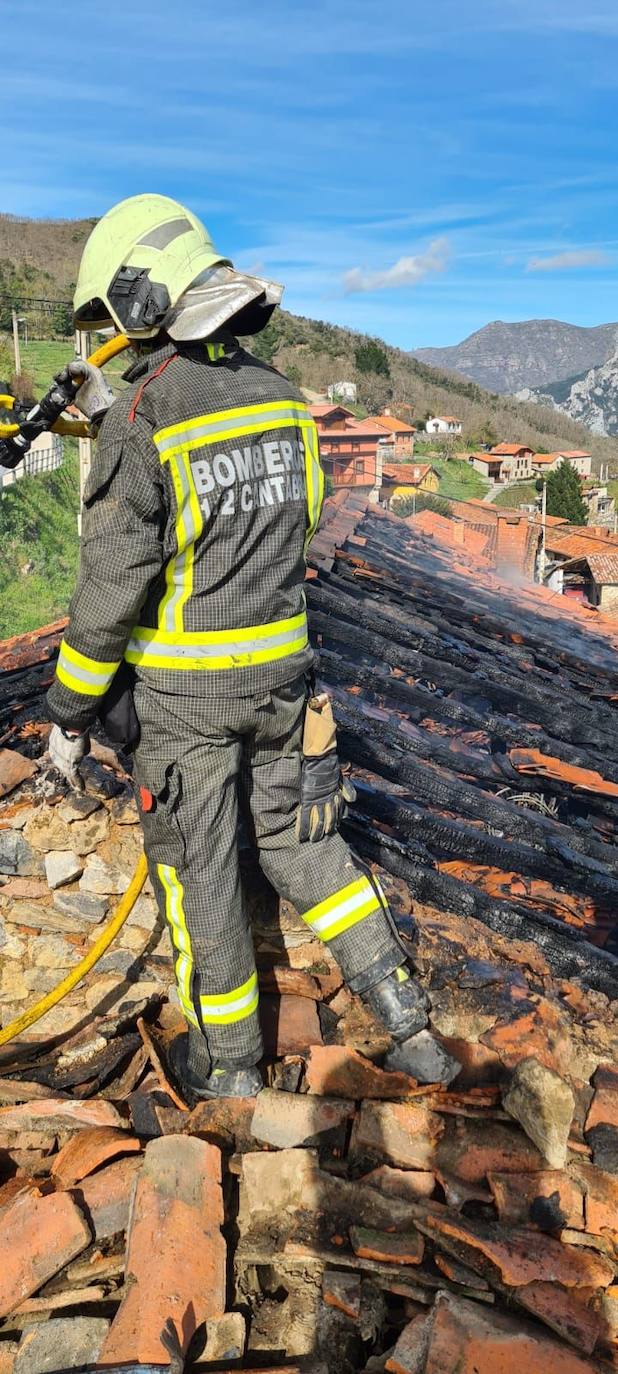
{"left": 362, "top": 964, "right": 429, "bottom": 1043}
{"left": 169, "top": 1030, "right": 263, "bottom": 1105}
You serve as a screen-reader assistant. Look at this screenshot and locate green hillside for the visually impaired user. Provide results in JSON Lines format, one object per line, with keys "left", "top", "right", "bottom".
{"left": 250, "top": 311, "right": 618, "bottom": 472}
{"left": 2, "top": 210, "right": 618, "bottom": 640}
{"left": 0, "top": 451, "right": 79, "bottom": 638}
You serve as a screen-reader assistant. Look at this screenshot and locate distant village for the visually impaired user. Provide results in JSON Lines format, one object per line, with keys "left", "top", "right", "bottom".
{"left": 311, "top": 383, "right": 618, "bottom": 618}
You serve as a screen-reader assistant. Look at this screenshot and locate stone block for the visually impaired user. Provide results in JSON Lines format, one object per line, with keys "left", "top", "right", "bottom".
{"left": 503, "top": 1057, "right": 575, "bottom": 1169}
{"left": 44, "top": 851, "right": 83, "bottom": 891}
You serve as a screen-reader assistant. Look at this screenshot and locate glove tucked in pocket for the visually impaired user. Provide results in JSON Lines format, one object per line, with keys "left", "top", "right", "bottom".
{"left": 295, "top": 693, "right": 356, "bottom": 843}
{"left": 97, "top": 661, "right": 140, "bottom": 752}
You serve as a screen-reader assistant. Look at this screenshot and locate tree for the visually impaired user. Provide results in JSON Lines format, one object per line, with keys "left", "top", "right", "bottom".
{"left": 545, "top": 461, "right": 588, "bottom": 525}
{"left": 357, "top": 376, "right": 393, "bottom": 413}
{"left": 354, "top": 340, "right": 390, "bottom": 377}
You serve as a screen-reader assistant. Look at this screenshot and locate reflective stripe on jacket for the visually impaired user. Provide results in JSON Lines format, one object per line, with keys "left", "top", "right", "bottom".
{"left": 47, "top": 339, "right": 323, "bottom": 731}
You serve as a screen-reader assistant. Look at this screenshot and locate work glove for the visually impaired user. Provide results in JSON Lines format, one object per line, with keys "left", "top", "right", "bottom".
{"left": 53, "top": 361, "right": 114, "bottom": 425}
{"left": 48, "top": 725, "right": 90, "bottom": 792}
{"left": 295, "top": 693, "right": 356, "bottom": 843}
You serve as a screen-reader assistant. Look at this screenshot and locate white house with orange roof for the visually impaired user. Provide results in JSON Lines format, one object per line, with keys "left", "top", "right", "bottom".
{"left": 425, "top": 414, "right": 462, "bottom": 436}
{"left": 531, "top": 450, "right": 592, "bottom": 479}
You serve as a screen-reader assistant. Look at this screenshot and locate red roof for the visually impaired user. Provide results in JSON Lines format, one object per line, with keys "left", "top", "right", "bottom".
{"left": 557, "top": 450, "right": 592, "bottom": 459}
{"left": 382, "top": 463, "right": 435, "bottom": 486}
{"left": 490, "top": 443, "right": 533, "bottom": 456}
{"left": 310, "top": 403, "right": 354, "bottom": 418}
{"left": 369, "top": 414, "right": 416, "bottom": 435}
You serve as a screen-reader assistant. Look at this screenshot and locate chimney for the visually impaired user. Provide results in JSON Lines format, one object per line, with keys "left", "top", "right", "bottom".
{"left": 495, "top": 513, "right": 538, "bottom": 579}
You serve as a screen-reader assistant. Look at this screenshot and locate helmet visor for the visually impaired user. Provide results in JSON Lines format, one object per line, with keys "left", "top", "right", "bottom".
{"left": 74, "top": 296, "right": 115, "bottom": 330}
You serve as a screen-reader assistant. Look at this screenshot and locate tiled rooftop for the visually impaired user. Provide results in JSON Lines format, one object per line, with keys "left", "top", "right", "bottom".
{"left": 0, "top": 492, "right": 616, "bottom": 1370}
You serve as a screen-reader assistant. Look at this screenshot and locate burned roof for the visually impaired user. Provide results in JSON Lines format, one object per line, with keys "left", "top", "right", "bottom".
{"left": 0, "top": 491, "right": 616, "bottom": 1370}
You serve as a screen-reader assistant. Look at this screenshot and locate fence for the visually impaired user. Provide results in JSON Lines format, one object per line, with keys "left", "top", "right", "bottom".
{"left": 0, "top": 431, "right": 64, "bottom": 489}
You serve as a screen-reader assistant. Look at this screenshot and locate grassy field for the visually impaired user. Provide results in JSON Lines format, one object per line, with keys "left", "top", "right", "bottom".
{"left": 492, "top": 482, "right": 537, "bottom": 510}
{"left": 19, "top": 338, "right": 130, "bottom": 398}
{"left": 0, "top": 450, "right": 79, "bottom": 638}
{"left": 431, "top": 457, "right": 488, "bottom": 501}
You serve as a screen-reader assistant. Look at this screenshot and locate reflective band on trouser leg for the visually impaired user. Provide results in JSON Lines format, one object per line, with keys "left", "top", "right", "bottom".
{"left": 157, "top": 863, "right": 199, "bottom": 1027}
{"left": 198, "top": 970, "right": 259, "bottom": 1026}
{"left": 206, "top": 341, "right": 225, "bottom": 361}
{"left": 301, "top": 875, "right": 385, "bottom": 942}
{"left": 125, "top": 608, "right": 309, "bottom": 671}
{"left": 55, "top": 640, "right": 120, "bottom": 697}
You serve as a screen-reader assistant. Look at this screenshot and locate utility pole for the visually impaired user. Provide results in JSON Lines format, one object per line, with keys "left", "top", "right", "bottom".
{"left": 75, "top": 328, "right": 93, "bottom": 535}
{"left": 11, "top": 309, "right": 21, "bottom": 378}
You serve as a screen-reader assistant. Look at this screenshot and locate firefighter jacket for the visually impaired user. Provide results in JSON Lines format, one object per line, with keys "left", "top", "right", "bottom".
{"left": 47, "top": 339, "right": 324, "bottom": 733}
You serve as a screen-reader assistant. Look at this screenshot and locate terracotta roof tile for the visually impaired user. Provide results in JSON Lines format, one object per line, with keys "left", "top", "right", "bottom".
{"left": 368, "top": 414, "right": 416, "bottom": 435}
{"left": 382, "top": 463, "right": 434, "bottom": 485}
{"left": 490, "top": 443, "right": 534, "bottom": 456}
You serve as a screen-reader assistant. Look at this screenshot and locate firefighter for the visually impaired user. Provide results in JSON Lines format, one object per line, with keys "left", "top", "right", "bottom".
{"left": 47, "top": 194, "right": 429, "bottom": 1100}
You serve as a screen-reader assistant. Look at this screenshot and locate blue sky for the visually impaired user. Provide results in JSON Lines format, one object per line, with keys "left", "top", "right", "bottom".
{"left": 2, "top": 0, "right": 618, "bottom": 347}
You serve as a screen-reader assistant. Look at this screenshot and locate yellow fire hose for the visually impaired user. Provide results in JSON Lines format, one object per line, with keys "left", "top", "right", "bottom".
{"left": 0, "top": 332, "right": 152, "bottom": 1052}
{"left": 0, "top": 854, "right": 148, "bottom": 1048}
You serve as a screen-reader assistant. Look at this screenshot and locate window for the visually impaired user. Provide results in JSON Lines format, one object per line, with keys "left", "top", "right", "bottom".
{"left": 351, "top": 442, "right": 361, "bottom": 453}
{"left": 355, "top": 460, "right": 364, "bottom": 475}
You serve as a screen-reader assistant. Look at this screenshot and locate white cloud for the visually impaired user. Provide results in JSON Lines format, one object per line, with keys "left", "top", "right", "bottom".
{"left": 526, "top": 248, "right": 610, "bottom": 272}
{"left": 342, "top": 237, "right": 450, "bottom": 294}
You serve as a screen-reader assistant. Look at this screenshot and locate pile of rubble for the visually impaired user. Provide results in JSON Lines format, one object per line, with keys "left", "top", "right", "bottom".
{"left": 0, "top": 492, "right": 616, "bottom": 1371}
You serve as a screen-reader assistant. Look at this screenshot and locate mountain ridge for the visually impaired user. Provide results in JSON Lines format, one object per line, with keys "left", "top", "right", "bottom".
{"left": 1, "top": 214, "right": 618, "bottom": 466}
{"left": 413, "top": 318, "right": 618, "bottom": 394}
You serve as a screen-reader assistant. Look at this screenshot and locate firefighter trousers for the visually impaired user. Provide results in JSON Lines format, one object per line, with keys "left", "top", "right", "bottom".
{"left": 133, "top": 673, "right": 404, "bottom": 1070}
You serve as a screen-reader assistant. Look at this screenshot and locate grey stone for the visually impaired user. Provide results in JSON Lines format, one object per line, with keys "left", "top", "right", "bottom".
{"left": 69, "top": 809, "right": 110, "bottom": 856}
{"left": 53, "top": 889, "right": 109, "bottom": 924}
{"left": 15, "top": 1316, "right": 110, "bottom": 1373}
{"left": 384, "top": 1030, "right": 461, "bottom": 1086}
{"left": 23, "top": 810, "right": 73, "bottom": 853}
{"left": 45, "top": 850, "right": 84, "bottom": 890}
{"left": 2, "top": 899, "right": 86, "bottom": 934}
{"left": 96, "top": 948, "right": 138, "bottom": 976}
{"left": 0, "top": 831, "right": 44, "bottom": 877}
{"left": 57, "top": 793, "right": 102, "bottom": 823}
{"left": 503, "top": 1056, "right": 575, "bottom": 1169}
{"left": 31, "top": 934, "right": 76, "bottom": 969}
{"left": 251, "top": 1087, "right": 353, "bottom": 1149}
{"left": 24, "top": 967, "right": 68, "bottom": 994}
{"left": 79, "top": 854, "right": 130, "bottom": 894}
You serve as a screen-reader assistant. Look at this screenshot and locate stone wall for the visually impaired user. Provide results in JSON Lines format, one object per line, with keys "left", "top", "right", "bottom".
{"left": 0, "top": 788, "right": 175, "bottom": 1040}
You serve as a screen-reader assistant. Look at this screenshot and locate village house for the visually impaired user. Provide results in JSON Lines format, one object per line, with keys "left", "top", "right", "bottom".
{"left": 557, "top": 549, "right": 618, "bottom": 614}
{"left": 367, "top": 409, "right": 416, "bottom": 456}
{"left": 488, "top": 443, "right": 534, "bottom": 479}
{"left": 425, "top": 414, "right": 462, "bottom": 436}
{"left": 557, "top": 449, "right": 593, "bottom": 478}
{"left": 531, "top": 449, "right": 593, "bottom": 478}
{"left": 380, "top": 461, "right": 439, "bottom": 508}
{"left": 310, "top": 403, "right": 389, "bottom": 493}
{"left": 467, "top": 452, "right": 512, "bottom": 482}
{"left": 327, "top": 380, "right": 357, "bottom": 404}
{"left": 467, "top": 443, "right": 533, "bottom": 483}
{"left": 582, "top": 484, "right": 616, "bottom": 527}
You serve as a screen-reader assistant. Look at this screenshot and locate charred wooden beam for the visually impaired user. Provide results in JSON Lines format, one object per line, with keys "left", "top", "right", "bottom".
{"left": 335, "top": 702, "right": 618, "bottom": 867}
{"left": 318, "top": 647, "right": 618, "bottom": 804}
{"left": 308, "top": 599, "right": 618, "bottom": 771}
{"left": 344, "top": 818, "right": 618, "bottom": 997}
{"left": 354, "top": 782, "right": 618, "bottom": 907}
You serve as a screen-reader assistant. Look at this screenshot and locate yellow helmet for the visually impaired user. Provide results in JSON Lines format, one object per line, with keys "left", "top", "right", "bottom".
{"left": 73, "top": 193, "right": 230, "bottom": 337}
